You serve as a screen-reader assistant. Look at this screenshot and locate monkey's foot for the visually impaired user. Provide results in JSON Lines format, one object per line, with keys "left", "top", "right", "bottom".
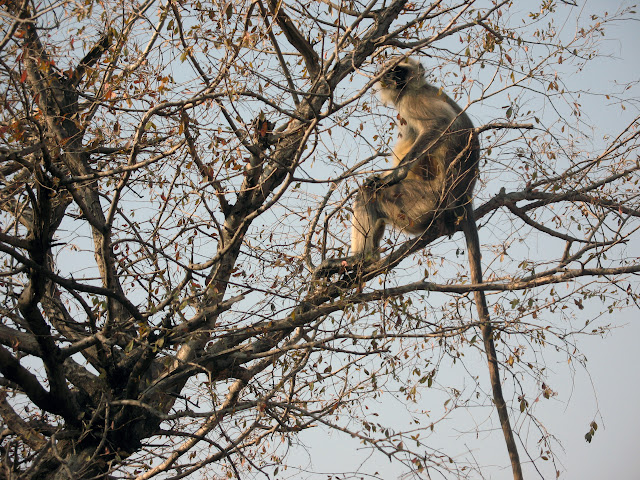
{"left": 312, "top": 255, "right": 368, "bottom": 281}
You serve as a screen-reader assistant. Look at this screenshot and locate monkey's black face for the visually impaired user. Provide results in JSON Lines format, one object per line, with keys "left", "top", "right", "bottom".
{"left": 381, "top": 65, "right": 411, "bottom": 90}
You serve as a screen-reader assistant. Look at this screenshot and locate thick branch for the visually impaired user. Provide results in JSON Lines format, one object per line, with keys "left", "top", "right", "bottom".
{"left": 71, "top": 32, "right": 113, "bottom": 87}
{"left": 266, "top": 0, "right": 320, "bottom": 78}
{"left": 0, "top": 391, "right": 47, "bottom": 450}
{"left": 0, "top": 345, "right": 69, "bottom": 417}
{"left": 0, "top": 325, "right": 41, "bottom": 356}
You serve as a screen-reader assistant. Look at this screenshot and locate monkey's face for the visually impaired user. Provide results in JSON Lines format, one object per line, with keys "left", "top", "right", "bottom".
{"left": 377, "top": 58, "right": 426, "bottom": 94}
{"left": 379, "top": 64, "right": 412, "bottom": 91}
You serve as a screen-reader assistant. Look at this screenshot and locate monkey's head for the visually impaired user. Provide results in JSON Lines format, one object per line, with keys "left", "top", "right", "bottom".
{"left": 377, "top": 57, "right": 427, "bottom": 104}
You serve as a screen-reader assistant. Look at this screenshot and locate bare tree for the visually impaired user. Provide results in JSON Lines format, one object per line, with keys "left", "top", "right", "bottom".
{"left": 0, "top": 1, "right": 638, "bottom": 479}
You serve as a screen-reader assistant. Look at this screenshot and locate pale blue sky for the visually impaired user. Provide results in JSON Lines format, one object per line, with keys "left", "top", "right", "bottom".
{"left": 539, "top": 2, "right": 640, "bottom": 476}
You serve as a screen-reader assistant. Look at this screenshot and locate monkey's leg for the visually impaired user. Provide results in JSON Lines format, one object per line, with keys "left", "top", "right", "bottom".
{"left": 375, "top": 179, "right": 444, "bottom": 235}
{"left": 351, "top": 187, "right": 386, "bottom": 258}
{"left": 351, "top": 179, "right": 444, "bottom": 259}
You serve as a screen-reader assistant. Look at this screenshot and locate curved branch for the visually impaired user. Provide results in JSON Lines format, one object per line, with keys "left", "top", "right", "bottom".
{"left": 0, "top": 345, "right": 70, "bottom": 418}
{"left": 266, "top": 0, "right": 320, "bottom": 78}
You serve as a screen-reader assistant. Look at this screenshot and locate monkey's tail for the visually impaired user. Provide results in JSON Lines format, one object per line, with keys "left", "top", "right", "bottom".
{"left": 462, "top": 203, "right": 524, "bottom": 480}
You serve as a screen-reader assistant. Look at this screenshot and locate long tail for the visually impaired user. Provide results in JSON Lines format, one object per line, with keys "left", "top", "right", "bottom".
{"left": 462, "top": 202, "right": 524, "bottom": 480}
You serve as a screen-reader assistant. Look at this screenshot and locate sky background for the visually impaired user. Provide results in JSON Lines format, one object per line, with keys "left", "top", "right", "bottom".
{"left": 525, "top": 2, "right": 640, "bottom": 477}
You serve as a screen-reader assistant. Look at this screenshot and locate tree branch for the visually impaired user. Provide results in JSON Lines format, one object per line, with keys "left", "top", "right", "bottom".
{"left": 0, "top": 391, "right": 48, "bottom": 450}
{"left": 0, "top": 345, "right": 70, "bottom": 418}
{"left": 265, "top": 0, "right": 320, "bottom": 78}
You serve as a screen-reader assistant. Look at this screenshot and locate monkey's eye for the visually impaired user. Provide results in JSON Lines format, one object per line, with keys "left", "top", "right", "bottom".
{"left": 388, "top": 66, "right": 409, "bottom": 86}
{"left": 395, "top": 66, "right": 409, "bottom": 75}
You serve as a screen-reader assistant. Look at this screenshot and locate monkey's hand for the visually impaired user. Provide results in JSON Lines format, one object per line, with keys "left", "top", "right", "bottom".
{"left": 363, "top": 174, "right": 386, "bottom": 191}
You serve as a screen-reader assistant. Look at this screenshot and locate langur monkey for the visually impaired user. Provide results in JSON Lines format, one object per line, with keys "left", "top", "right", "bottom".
{"left": 348, "top": 57, "right": 524, "bottom": 477}
{"left": 314, "top": 56, "right": 523, "bottom": 478}
{"left": 351, "top": 57, "right": 479, "bottom": 258}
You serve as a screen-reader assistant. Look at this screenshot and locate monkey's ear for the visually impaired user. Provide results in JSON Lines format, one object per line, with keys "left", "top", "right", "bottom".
{"left": 416, "top": 61, "right": 426, "bottom": 77}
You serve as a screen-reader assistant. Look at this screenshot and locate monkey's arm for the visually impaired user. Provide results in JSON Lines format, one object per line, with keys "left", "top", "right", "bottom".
{"left": 372, "top": 114, "right": 452, "bottom": 187}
